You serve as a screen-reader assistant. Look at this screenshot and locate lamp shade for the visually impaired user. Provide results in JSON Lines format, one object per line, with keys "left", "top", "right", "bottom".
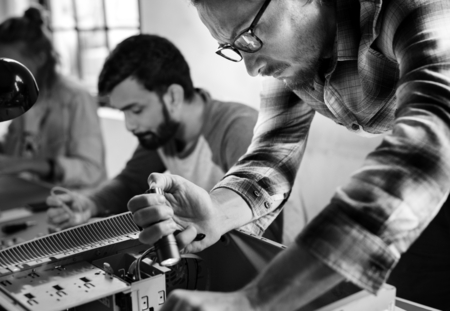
{"left": 0, "top": 58, "right": 39, "bottom": 122}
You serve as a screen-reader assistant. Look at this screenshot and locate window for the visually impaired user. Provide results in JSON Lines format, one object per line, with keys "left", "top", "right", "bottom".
{"left": 42, "top": 0, "right": 141, "bottom": 93}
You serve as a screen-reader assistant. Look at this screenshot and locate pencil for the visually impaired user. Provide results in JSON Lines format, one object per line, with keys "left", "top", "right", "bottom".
{"left": 50, "top": 186, "right": 75, "bottom": 217}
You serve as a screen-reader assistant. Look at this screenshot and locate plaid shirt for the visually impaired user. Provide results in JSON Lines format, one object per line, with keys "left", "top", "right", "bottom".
{"left": 212, "top": 0, "right": 450, "bottom": 293}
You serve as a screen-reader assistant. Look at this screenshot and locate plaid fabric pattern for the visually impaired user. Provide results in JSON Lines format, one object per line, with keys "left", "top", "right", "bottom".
{"left": 212, "top": 0, "right": 450, "bottom": 293}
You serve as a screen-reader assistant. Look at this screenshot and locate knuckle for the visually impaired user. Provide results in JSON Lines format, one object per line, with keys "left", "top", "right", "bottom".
{"left": 147, "top": 172, "right": 159, "bottom": 184}
{"left": 153, "top": 206, "right": 167, "bottom": 220}
{"left": 139, "top": 228, "right": 156, "bottom": 245}
{"left": 160, "top": 220, "right": 172, "bottom": 233}
{"left": 128, "top": 196, "right": 144, "bottom": 213}
{"left": 132, "top": 211, "right": 143, "bottom": 226}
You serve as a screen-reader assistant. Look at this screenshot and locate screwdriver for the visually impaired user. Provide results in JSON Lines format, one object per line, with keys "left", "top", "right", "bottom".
{"left": 146, "top": 187, "right": 181, "bottom": 267}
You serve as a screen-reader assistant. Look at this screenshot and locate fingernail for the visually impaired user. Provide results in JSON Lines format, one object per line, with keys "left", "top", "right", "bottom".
{"left": 194, "top": 233, "right": 206, "bottom": 241}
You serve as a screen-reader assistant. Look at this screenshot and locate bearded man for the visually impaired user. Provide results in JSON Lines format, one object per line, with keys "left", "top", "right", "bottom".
{"left": 47, "top": 33, "right": 292, "bottom": 243}
{"left": 130, "top": 0, "right": 450, "bottom": 310}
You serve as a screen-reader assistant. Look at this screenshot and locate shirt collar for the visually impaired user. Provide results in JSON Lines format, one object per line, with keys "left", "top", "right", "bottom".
{"left": 335, "top": 0, "right": 361, "bottom": 61}
{"left": 195, "top": 88, "right": 212, "bottom": 104}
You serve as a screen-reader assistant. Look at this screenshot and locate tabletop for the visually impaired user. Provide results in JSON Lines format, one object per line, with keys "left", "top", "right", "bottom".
{"left": 0, "top": 175, "right": 52, "bottom": 211}
{"left": 0, "top": 175, "right": 53, "bottom": 246}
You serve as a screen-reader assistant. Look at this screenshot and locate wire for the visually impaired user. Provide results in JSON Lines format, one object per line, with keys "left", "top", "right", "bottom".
{"left": 132, "top": 251, "right": 203, "bottom": 286}
{"left": 181, "top": 253, "right": 202, "bottom": 289}
{"left": 134, "top": 247, "right": 155, "bottom": 281}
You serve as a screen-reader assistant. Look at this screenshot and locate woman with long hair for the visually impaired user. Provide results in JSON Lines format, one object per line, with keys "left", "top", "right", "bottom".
{"left": 0, "top": 6, "right": 106, "bottom": 189}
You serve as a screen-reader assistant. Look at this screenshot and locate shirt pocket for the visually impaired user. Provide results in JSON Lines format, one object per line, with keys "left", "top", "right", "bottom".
{"left": 361, "top": 47, "right": 399, "bottom": 100}
{"left": 357, "top": 48, "right": 399, "bottom": 133}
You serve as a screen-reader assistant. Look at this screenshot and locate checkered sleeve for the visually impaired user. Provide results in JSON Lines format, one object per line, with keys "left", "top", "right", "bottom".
{"left": 298, "top": 0, "right": 450, "bottom": 293}
{"left": 212, "top": 78, "right": 315, "bottom": 235}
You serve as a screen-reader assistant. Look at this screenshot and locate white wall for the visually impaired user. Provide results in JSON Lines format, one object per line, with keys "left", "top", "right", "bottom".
{"left": 139, "top": 0, "right": 262, "bottom": 107}
{"left": 97, "top": 108, "right": 138, "bottom": 179}
{"left": 0, "top": 0, "right": 32, "bottom": 23}
{"left": 298, "top": 115, "right": 384, "bottom": 220}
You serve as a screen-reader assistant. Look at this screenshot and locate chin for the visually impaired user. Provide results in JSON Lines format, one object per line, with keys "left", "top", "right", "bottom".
{"left": 138, "top": 139, "right": 162, "bottom": 150}
{"left": 282, "top": 76, "right": 313, "bottom": 92}
{"left": 285, "top": 64, "right": 320, "bottom": 90}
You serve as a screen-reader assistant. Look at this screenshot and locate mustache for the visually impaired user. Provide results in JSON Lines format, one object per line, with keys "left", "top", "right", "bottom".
{"left": 133, "top": 131, "right": 157, "bottom": 139}
{"left": 260, "top": 63, "right": 289, "bottom": 77}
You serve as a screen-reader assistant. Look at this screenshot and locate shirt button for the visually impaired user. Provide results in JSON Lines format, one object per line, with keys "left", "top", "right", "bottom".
{"left": 351, "top": 123, "right": 360, "bottom": 131}
{"left": 369, "top": 262, "right": 382, "bottom": 274}
{"left": 253, "top": 190, "right": 260, "bottom": 197}
{"left": 264, "top": 201, "right": 271, "bottom": 209}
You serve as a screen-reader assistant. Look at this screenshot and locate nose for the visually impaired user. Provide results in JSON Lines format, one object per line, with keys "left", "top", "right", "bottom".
{"left": 242, "top": 52, "right": 264, "bottom": 77}
{"left": 124, "top": 113, "right": 137, "bottom": 132}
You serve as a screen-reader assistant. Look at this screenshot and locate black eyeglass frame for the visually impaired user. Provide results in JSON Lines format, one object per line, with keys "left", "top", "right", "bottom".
{"left": 215, "top": 0, "right": 272, "bottom": 62}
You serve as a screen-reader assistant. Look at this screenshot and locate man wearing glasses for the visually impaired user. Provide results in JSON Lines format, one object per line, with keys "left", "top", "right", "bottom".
{"left": 47, "top": 34, "right": 300, "bottom": 244}
{"left": 130, "top": 0, "right": 450, "bottom": 310}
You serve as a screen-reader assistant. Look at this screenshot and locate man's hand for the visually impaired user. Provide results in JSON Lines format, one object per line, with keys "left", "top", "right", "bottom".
{"left": 161, "top": 289, "right": 254, "bottom": 311}
{"left": 128, "top": 173, "right": 231, "bottom": 253}
{"left": 160, "top": 242, "right": 345, "bottom": 311}
{"left": 46, "top": 188, "right": 96, "bottom": 229}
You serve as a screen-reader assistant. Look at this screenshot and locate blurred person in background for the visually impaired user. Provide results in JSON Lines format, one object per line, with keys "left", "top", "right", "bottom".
{"left": 47, "top": 34, "right": 305, "bottom": 243}
{"left": 0, "top": 6, "right": 106, "bottom": 189}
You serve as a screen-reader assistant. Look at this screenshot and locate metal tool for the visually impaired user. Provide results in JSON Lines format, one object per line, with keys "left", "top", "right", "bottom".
{"left": 146, "top": 187, "right": 181, "bottom": 267}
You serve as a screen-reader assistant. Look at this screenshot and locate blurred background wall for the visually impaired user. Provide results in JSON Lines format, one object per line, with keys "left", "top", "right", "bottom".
{"left": 0, "top": 0, "right": 31, "bottom": 21}
{"left": 0, "top": 0, "right": 384, "bottom": 236}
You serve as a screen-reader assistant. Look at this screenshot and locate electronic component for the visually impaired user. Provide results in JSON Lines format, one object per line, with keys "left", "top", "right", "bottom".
{"left": 0, "top": 212, "right": 396, "bottom": 311}
{"left": 145, "top": 187, "right": 180, "bottom": 267}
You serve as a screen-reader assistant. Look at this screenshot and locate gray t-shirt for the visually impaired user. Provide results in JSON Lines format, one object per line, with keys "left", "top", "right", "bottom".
{"left": 90, "top": 90, "right": 257, "bottom": 215}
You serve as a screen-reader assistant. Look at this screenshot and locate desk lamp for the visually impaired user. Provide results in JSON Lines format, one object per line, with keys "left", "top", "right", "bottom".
{"left": 0, "top": 58, "right": 39, "bottom": 122}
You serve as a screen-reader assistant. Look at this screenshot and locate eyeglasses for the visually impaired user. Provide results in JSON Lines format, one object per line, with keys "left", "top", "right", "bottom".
{"left": 216, "top": 0, "right": 272, "bottom": 62}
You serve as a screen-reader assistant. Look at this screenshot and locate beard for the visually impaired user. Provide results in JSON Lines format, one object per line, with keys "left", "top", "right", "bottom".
{"left": 262, "top": 42, "right": 326, "bottom": 92}
{"left": 277, "top": 12, "right": 333, "bottom": 92}
{"left": 135, "top": 103, "right": 180, "bottom": 150}
{"left": 283, "top": 57, "right": 323, "bottom": 92}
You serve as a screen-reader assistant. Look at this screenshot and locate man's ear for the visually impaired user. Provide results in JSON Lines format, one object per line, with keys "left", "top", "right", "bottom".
{"left": 162, "top": 84, "right": 185, "bottom": 117}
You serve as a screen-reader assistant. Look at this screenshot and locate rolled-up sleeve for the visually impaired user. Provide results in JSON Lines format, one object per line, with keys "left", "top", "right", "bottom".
{"left": 213, "top": 79, "right": 315, "bottom": 234}
{"left": 298, "top": 0, "right": 450, "bottom": 293}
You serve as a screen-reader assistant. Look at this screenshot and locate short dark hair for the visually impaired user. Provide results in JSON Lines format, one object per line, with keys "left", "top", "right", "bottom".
{"left": 98, "top": 34, "right": 195, "bottom": 102}
{"left": 0, "top": 5, "right": 58, "bottom": 91}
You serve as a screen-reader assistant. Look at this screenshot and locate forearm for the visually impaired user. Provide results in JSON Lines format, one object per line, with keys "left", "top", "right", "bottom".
{"left": 210, "top": 187, "right": 254, "bottom": 234}
{"left": 213, "top": 98, "right": 313, "bottom": 234}
{"left": 243, "top": 242, "right": 344, "bottom": 311}
{"left": 213, "top": 169, "right": 298, "bottom": 236}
